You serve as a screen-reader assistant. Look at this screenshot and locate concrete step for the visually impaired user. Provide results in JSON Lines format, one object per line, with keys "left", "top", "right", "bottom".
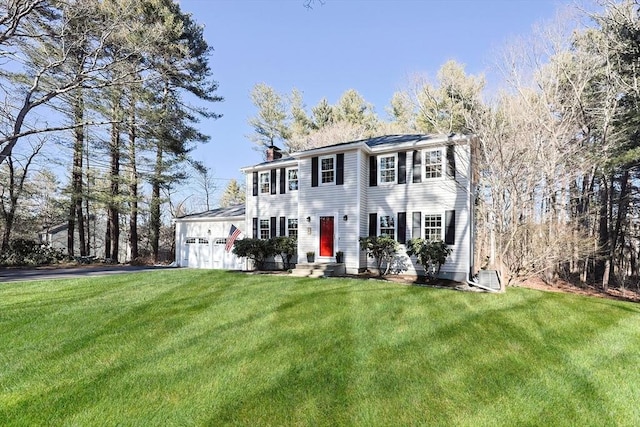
{"left": 290, "top": 262, "right": 345, "bottom": 278}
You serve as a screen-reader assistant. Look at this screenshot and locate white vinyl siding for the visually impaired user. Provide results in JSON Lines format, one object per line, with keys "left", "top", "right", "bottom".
{"left": 366, "top": 143, "right": 472, "bottom": 278}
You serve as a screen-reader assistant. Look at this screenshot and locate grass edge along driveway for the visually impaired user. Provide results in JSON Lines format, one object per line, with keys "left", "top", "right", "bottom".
{"left": 1, "top": 269, "right": 639, "bottom": 426}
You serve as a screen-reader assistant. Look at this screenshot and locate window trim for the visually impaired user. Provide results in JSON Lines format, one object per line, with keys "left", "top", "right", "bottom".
{"left": 259, "top": 171, "right": 270, "bottom": 194}
{"left": 287, "top": 167, "right": 299, "bottom": 191}
{"left": 378, "top": 153, "right": 397, "bottom": 184}
{"left": 422, "top": 148, "right": 444, "bottom": 180}
{"left": 319, "top": 155, "right": 335, "bottom": 185}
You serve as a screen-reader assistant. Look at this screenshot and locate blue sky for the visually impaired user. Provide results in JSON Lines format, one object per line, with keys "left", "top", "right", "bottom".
{"left": 178, "top": 0, "right": 574, "bottom": 195}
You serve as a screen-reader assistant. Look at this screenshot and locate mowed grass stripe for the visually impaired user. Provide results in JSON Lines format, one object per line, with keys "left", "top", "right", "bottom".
{"left": 0, "top": 270, "right": 638, "bottom": 426}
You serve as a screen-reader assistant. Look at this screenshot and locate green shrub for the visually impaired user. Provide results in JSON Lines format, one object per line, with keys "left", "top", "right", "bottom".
{"left": 271, "top": 236, "right": 297, "bottom": 270}
{"left": 0, "top": 239, "right": 66, "bottom": 267}
{"left": 359, "top": 236, "right": 398, "bottom": 276}
{"left": 406, "top": 238, "right": 452, "bottom": 279}
{"left": 232, "top": 238, "right": 275, "bottom": 270}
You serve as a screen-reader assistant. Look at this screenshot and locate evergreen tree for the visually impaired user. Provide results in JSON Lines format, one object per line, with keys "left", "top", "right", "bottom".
{"left": 220, "top": 179, "right": 245, "bottom": 207}
{"left": 247, "top": 83, "right": 289, "bottom": 152}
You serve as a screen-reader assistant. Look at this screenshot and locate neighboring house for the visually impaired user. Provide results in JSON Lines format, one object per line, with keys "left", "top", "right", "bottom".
{"left": 174, "top": 133, "right": 476, "bottom": 281}
{"left": 174, "top": 204, "right": 247, "bottom": 269}
{"left": 39, "top": 216, "right": 130, "bottom": 261}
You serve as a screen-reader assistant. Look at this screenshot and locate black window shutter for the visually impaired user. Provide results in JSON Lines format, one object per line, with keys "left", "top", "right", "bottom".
{"left": 252, "top": 217, "right": 258, "bottom": 239}
{"left": 412, "top": 212, "right": 421, "bottom": 239}
{"left": 446, "top": 144, "right": 456, "bottom": 178}
{"left": 412, "top": 150, "right": 421, "bottom": 183}
{"left": 336, "top": 153, "right": 344, "bottom": 185}
{"left": 369, "top": 155, "right": 377, "bottom": 187}
{"left": 252, "top": 172, "right": 258, "bottom": 196}
{"left": 280, "top": 168, "right": 286, "bottom": 194}
{"left": 369, "top": 213, "right": 377, "bottom": 237}
{"left": 398, "top": 152, "right": 406, "bottom": 184}
{"left": 311, "top": 157, "right": 318, "bottom": 187}
{"left": 270, "top": 217, "right": 277, "bottom": 238}
{"left": 279, "top": 216, "right": 286, "bottom": 236}
{"left": 397, "top": 212, "right": 407, "bottom": 244}
{"left": 270, "top": 169, "right": 277, "bottom": 194}
{"left": 445, "top": 210, "right": 456, "bottom": 245}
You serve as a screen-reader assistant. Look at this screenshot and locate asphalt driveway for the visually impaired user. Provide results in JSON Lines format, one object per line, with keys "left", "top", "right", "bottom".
{"left": 0, "top": 265, "right": 174, "bottom": 283}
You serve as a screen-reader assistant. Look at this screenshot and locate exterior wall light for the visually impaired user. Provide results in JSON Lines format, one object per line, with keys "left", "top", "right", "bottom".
{"left": 343, "top": 215, "right": 348, "bottom": 221}
{"left": 306, "top": 216, "right": 311, "bottom": 222}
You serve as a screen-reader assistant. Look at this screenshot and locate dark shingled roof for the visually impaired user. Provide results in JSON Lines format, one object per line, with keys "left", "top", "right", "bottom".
{"left": 176, "top": 204, "right": 245, "bottom": 220}
{"left": 244, "top": 134, "right": 463, "bottom": 169}
{"left": 294, "top": 133, "right": 452, "bottom": 155}
{"left": 362, "top": 134, "right": 439, "bottom": 147}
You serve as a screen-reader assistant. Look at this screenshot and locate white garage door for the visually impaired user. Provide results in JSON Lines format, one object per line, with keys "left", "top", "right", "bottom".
{"left": 212, "top": 238, "right": 244, "bottom": 270}
{"left": 185, "top": 237, "right": 211, "bottom": 268}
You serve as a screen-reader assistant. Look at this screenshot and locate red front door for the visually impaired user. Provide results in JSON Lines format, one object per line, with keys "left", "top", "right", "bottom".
{"left": 319, "top": 216, "right": 334, "bottom": 257}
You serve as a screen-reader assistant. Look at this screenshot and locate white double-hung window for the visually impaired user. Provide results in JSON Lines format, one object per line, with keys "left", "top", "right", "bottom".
{"left": 424, "top": 214, "right": 442, "bottom": 241}
{"left": 259, "top": 172, "right": 270, "bottom": 193}
{"left": 379, "top": 154, "right": 396, "bottom": 183}
{"left": 380, "top": 215, "right": 395, "bottom": 240}
{"left": 259, "top": 219, "right": 270, "bottom": 239}
{"left": 288, "top": 168, "right": 299, "bottom": 191}
{"left": 424, "top": 149, "right": 443, "bottom": 179}
{"left": 288, "top": 218, "right": 298, "bottom": 238}
{"left": 320, "top": 156, "right": 334, "bottom": 184}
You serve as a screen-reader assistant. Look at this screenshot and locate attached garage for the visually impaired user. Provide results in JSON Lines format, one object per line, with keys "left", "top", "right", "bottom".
{"left": 174, "top": 204, "right": 247, "bottom": 270}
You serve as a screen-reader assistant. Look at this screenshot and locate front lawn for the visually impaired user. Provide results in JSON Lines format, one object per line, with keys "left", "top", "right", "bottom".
{"left": 1, "top": 270, "right": 639, "bottom": 425}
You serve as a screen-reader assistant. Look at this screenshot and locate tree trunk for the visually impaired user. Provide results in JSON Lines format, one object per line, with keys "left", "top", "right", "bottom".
{"left": 597, "top": 175, "right": 609, "bottom": 287}
{"left": 68, "top": 90, "right": 86, "bottom": 257}
{"left": 108, "top": 104, "right": 120, "bottom": 263}
{"left": 128, "top": 91, "right": 139, "bottom": 260}
{"left": 150, "top": 146, "right": 162, "bottom": 262}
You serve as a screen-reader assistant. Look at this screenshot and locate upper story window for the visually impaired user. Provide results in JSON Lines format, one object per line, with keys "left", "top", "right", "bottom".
{"left": 380, "top": 215, "right": 395, "bottom": 240}
{"left": 321, "top": 156, "right": 334, "bottom": 184}
{"left": 288, "top": 168, "right": 298, "bottom": 191}
{"left": 424, "top": 214, "right": 442, "bottom": 241}
{"left": 424, "top": 149, "right": 443, "bottom": 179}
{"left": 259, "top": 172, "right": 270, "bottom": 193}
{"left": 259, "top": 219, "right": 270, "bottom": 239}
{"left": 288, "top": 218, "right": 298, "bottom": 238}
{"left": 379, "top": 155, "right": 396, "bottom": 184}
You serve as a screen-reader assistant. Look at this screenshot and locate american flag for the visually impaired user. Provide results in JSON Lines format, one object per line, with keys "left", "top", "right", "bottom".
{"left": 225, "top": 224, "right": 242, "bottom": 252}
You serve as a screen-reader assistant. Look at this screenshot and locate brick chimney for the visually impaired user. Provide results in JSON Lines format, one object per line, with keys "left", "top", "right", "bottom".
{"left": 266, "top": 145, "right": 282, "bottom": 162}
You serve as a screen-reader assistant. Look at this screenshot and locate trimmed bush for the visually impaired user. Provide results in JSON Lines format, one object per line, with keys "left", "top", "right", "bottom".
{"left": 359, "top": 235, "right": 398, "bottom": 276}
{"left": 406, "top": 238, "right": 452, "bottom": 280}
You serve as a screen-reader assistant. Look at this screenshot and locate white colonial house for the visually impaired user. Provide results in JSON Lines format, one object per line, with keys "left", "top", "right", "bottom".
{"left": 175, "top": 134, "right": 476, "bottom": 282}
